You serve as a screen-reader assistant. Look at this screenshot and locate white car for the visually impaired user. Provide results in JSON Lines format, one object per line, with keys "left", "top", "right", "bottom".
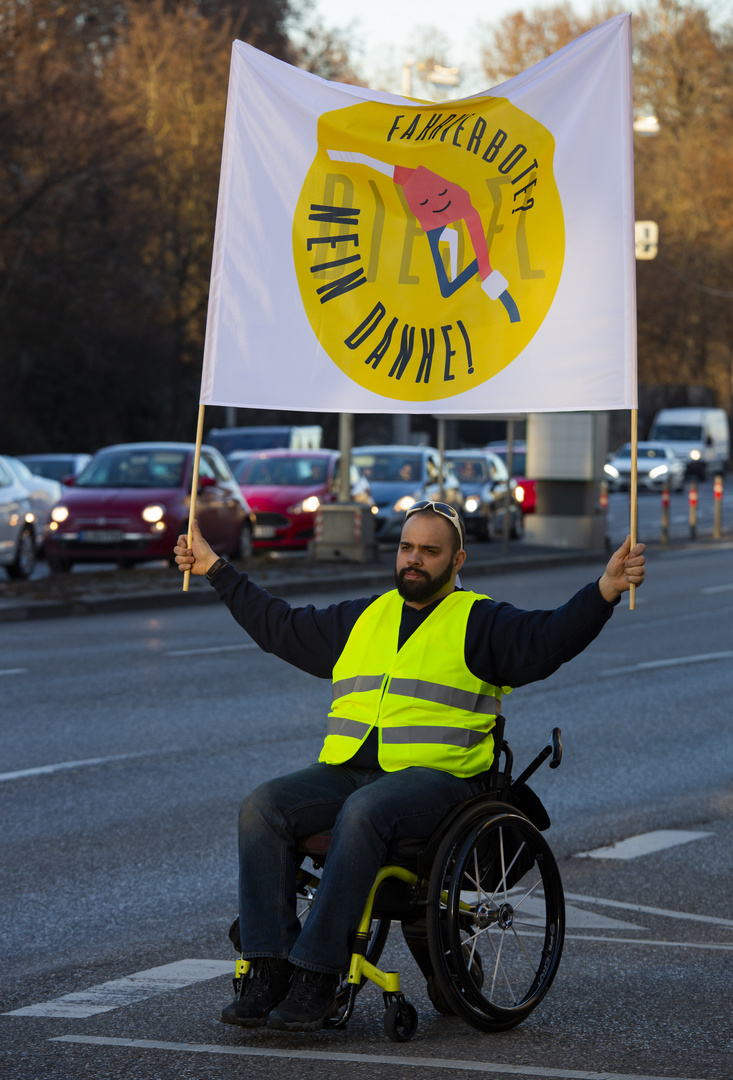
{"left": 604, "top": 442, "right": 685, "bottom": 493}
{"left": 0, "top": 456, "right": 63, "bottom": 549}
{"left": 0, "top": 457, "right": 37, "bottom": 579}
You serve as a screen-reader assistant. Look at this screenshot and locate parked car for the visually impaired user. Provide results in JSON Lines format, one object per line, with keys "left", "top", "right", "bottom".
{"left": 230, "top": 449, "right": 374, "bottom": 550}
{"left": 0, "top": 456, "right": 62, "bottom": 550}
{"left": 485, "top": 441, "right": 536, "bottom": 514}
{"left": 44, "top": 442, "right": 254, "bottom": 572}
{"left": 350, "top": 446, "right": 463, "bottom": 541}
{"left": 18, "top": 453, "right": 92, "bottom": 485}
{"left": 604, "top": 441, "right": 685, "bottom": 493}
{"left": 0, "top": 457, "right": 36, "bottom": 579}
{"left": 445, "top": 450, "right": 523, "bottom": 540}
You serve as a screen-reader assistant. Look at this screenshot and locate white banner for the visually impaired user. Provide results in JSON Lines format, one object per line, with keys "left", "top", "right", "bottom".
{"left": 201, "top": 14, "right": 636, "bottom": 415}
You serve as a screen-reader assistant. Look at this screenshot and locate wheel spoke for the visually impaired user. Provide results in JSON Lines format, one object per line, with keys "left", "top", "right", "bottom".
{"left": 510, "top": 922, "right": 542, "bottom": 971}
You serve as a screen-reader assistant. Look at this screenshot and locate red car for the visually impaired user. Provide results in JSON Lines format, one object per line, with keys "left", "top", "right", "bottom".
{"left": 45, "top": 442, "right": 254, "bottom": 572}
{"left": 485, "top": 442, "right": 536, "bottom": 514}
{"left": 230, "top": 449, "right": 374, "bottom": 550}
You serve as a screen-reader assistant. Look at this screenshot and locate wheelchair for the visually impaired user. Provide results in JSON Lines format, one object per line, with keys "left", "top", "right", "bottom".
{"left": 230, "top": 719, "right": 565, "bottom": 1042}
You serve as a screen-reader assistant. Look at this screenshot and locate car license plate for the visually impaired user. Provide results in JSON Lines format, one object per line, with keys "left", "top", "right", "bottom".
{"left": 253, "top": 525, "right": 276, "bottom": 538}
{"left": 78, "top": 529, "right": 125, "bottom": 543}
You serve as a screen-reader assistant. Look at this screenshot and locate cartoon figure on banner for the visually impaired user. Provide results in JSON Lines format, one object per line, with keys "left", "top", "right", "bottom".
{"left": 328, "top": 150, "right": 520, "bottom": 323}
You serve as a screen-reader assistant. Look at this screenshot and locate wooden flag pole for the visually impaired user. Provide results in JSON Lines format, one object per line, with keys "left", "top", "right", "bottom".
{"left": 629, "top": 407, "right": 638, "bottom": 610}
{"left": 182, "top": 403, "right": 206, "bottom": 593}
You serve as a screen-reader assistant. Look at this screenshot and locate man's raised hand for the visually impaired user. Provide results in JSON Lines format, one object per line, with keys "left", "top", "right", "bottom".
{"left": 598, "top": 534, "right": 646, "bottom": 602}
{"left": 173, "top": 519, "right": 218, "bottom": 576}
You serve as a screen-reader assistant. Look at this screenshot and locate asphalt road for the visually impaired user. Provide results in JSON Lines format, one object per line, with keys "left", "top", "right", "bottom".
{"left": 1, "top": 544, "right": 732, "bottom": 1080}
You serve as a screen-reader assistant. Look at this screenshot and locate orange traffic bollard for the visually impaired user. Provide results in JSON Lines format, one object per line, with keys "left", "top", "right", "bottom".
{"left": 688, "top": 480, "right": 698, "bottom": 540}
{"left": 713, "top": 473, "right": 723, "bottom": 539}
{"left": 661, "top": 483, "right": 670, "bottom": 545}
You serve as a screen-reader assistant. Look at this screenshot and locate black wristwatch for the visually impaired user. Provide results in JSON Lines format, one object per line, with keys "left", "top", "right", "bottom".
{"left": 205, "top": 556, "right": 229, "bottom": 582}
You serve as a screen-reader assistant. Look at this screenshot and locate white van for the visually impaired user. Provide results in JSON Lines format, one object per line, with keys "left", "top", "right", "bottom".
{"left": 648, "top": 408, "right": 729, "bottom": 479}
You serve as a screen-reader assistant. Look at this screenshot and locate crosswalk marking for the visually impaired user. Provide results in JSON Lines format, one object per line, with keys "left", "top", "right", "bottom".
{"left": 564, "top": 891, "right": 733, "bottom": 928}
{"left": 4, "top": 959, "right": 232, "bottom": 1019}
{"left": 49, "top": 1036, "right": 714, "bottom": 1080}
{"left": 574, "top": 829, "right": 713, "bottom": 860}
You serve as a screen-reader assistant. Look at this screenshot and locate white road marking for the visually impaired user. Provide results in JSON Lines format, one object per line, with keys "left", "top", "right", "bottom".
{"left": 701, "top": 582, "right": 733, "bottom": 594}
{"left": 564, "top": 892, "right": 733, "bottom": 929}
{"left": 565, "top": 934, "right": 733, "bottom": 952}
{"left": 5, "top": 959, "right": 231, "bottom": 1019}
{"left": 165, "top": 643, "right": 258, "bottom": 657}
{"left": 48, "top": 1036, "right": 715, "bottom": 1080}
{"left": 0, "top": 749, "right": 158, "bottom": 784}
{"left": 521, "top": 898, "right": 643, "bottom": 931}
{"left": 603, "top": 651, "right": 733, "bottom": 675}
{"left": 0, "top": 668, "right": 26, "bottom": 676}
{"left": 574, "top": 830, "right": 713, "bottom": 860}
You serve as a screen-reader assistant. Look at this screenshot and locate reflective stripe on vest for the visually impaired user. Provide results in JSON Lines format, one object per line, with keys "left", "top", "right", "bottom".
{"left": 320, "top": 589, "right": 510, "bottom": 778}
{"left": 387, "top": 677, "right": 501, "bottom": 716}
{"left": 332, "top": 674, "right": 385, "bottom": 698}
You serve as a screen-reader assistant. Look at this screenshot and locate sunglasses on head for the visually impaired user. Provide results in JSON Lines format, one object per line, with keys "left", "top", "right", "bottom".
{"left": 404, "top": 500, "right": 463, "bottom": 541}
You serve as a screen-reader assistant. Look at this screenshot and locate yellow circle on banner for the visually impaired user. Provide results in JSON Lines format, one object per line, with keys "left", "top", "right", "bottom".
{"left": 293, "top": 96, "right": 564, "bottom": 402}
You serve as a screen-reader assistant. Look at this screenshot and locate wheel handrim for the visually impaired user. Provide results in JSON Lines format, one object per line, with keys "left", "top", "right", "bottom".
{"left": 429, "top": 813, "right": 564, "bottom": 1026}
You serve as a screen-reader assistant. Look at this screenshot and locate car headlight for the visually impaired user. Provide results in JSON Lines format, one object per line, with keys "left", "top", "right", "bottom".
{"left": 142, "top": 504, "right": 166, "bottom": 523}
{"left": 648, "top": 465, "right": 668, "bottom": 480}
{"left": 464, "top": 496, "right": 480, "bottom": 513}
{"left": 51, "top": 505, "right": 69, "bottom": 523}
{"left": 689, "top": 449, "right": 701, "bottom": 461}
{"left": 288, "top": 495, "right": 320, "bottom": 514}
{"left": 393, "top": 495, "right": 417, "bottom": 512}
{"left": 604, "top": 463, "right": 620, "bottom": 479}
{"left": 514, "top": 485, "right": 525, "bottom": 503}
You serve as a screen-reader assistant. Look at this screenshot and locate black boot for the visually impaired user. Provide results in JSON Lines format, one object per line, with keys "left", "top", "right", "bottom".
{"left": 267, "top": 968, "right": 340, "bottom": 1031}
{"left": 220, "top": 958, "right": 294, "bottom": 1028}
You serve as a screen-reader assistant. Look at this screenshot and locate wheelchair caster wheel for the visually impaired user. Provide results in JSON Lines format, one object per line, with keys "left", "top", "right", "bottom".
{"left": 384, "top": 999, "right": 418, "bottom": 1042}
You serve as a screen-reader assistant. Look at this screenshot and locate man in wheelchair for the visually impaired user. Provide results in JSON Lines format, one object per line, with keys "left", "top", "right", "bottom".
{"left": 174, "top": 502, "right": 645, "bottom": 1033}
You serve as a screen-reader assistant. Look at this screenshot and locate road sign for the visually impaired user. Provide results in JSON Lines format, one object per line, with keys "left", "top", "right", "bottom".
{"left": 635, "top": 220, "right": 658, "bottom": 260}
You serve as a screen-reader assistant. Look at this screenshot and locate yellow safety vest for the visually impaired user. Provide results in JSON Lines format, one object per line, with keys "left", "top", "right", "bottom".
{"left": 319, "top": 590, "right": 510, "bottom": 778}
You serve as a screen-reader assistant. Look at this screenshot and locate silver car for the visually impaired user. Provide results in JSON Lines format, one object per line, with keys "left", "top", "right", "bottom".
{"left": 351, "top": 446, "right": 463, "bottom": 541}
{"left": 604, "top": 442, "right": 686, "bottom": 493}
{"left": 0, "top": 457, "right": 36, "bottom": 579}
{"left": 0, "top": 456, "right": 63, "bottom": 549}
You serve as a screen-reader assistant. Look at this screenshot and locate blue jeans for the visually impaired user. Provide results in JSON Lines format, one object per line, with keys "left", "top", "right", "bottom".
{"left": 238, "top": 762, "right": 486, "bottom": 974}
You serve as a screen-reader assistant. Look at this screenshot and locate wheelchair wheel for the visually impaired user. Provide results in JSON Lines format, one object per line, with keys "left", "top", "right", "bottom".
{"left": 426, "top": 810, "right": 564, "bottom": 1032}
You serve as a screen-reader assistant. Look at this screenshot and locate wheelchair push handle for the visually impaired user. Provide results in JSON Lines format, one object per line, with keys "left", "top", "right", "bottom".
{"left": 511, "top": 727, "right": 562, "bottom": 791}
{"left": 549, "top": 727, "right": 562, "bottom": 768}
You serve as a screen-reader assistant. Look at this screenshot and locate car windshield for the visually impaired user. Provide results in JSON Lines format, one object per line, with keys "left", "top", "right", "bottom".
{"left": 21, "top": 458, "right": 72, "bottom": 481}
{"left": 76, "top": 450, "right": 187, "bottom": 488}
{"left": 652, "top": 424, "right": 703, "bottom": 441}
{"left": 449, "top": 457, "right": 489, "bottom": 483}
{"left": 616, "top": 445, "right": 667, "bottom": 460}
{"left": 352, "top": 453, "right": 423, "bottom": 483}
{"left": 490, "top": 449, "right": 526, "bottom": 475}
{"left": 233, "top": 455, "right": 329, "bottom": 486}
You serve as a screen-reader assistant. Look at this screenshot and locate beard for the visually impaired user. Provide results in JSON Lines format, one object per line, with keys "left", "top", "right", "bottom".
{"left": 394, "top": 557, "right": 454, "bottom": 603}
